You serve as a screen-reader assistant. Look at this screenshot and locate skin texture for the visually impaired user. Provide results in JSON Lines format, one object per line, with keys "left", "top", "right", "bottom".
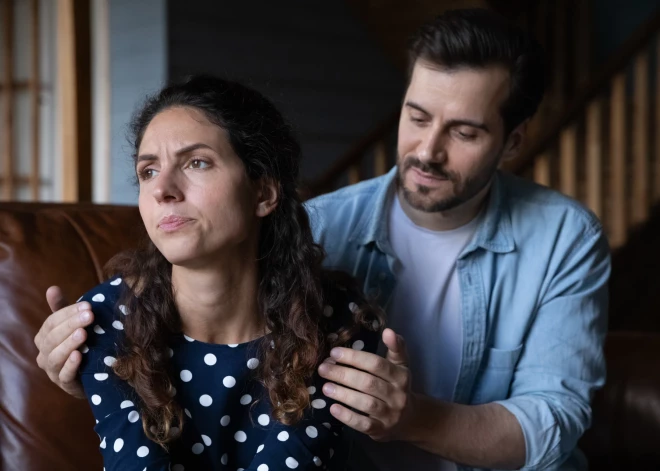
{"left": 35, "top": 106, "right": 279, "bottom": 398}
{"left": 35, "top": 64, "right": 528, "bottom": 468}
{"left": 135, "top": 107, "right": 277, "bottom": 345}
{"left": 316, "top": 62, "right": 527, "bottom": 469}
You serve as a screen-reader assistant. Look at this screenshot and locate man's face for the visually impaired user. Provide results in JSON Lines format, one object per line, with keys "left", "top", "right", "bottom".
{"left": 397, "top": 60, "right": 516, "bottom": 213}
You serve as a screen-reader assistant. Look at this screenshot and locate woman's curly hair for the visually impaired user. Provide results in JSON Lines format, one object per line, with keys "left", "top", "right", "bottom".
{"left": 105, "top": 75, "right": 383, "bottom": 446}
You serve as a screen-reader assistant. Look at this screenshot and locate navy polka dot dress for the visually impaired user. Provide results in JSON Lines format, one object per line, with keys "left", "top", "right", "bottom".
{"left": 79, "top": 277, "right": 379, "bottom": 471}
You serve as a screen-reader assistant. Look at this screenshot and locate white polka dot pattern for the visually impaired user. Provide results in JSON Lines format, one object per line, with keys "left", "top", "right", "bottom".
{"left": 223, "top": 376, "right": 236, "bottom": 388}
{"left": 113, "top": 438, "right": 124, "bottom": 452}
{"left": 191, "top": 443, "right": 204, "bottom": 454}
{"left": 257, "top": 414, "right": 270, "bottom": 426}
{"left": 240, "top": 394, "right": 252, "bottom": 405}
{"left": 78, "top": 281, "right": 376, "bottom": 470}
{"left": 311, "top": 399, "right": 326, "bottom": 409}
{"left": 204, "top": 353, "right": 216, "bottom": 365}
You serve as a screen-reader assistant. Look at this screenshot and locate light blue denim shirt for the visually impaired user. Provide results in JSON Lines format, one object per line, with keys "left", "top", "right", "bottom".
{"left": 305, "top": 166, "right": 610, "bottom": 471}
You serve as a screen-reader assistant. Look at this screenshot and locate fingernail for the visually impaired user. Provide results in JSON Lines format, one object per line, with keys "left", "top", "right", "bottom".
{"left": 318, "top": 363, "right": 329, "bottom": 375}
{"left": 330, "top": 348, "right": 342, "bottom": 359}
{"left": 80, "top": 311, "right": 91, "bottom": 322}
{"left": 323, "top": 383, "right": 335, "bottom": 395}
{"left": 323, "top": 357, "right": 336, "bottom": 365}
{"left": 73, "top": 328, "right": 84, "bottom": 341}
{"left": 78, "top": 302, "right": 90, "bottom": 311}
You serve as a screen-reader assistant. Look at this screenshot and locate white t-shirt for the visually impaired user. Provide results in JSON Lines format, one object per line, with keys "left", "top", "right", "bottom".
{"left": 358, "top": 194, "right": 480, "bottom": 471}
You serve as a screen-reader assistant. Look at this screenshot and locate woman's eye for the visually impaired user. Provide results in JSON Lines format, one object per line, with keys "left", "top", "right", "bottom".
{"left": 138, "top": 168, "right": 156, "bottom": 180}
{"left": 189, "top": 159, "right": 210, "bottom": 169}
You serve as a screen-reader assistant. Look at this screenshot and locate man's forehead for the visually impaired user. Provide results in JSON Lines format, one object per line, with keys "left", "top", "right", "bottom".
{"left": 406, "top": 61, "right": 510, "bottom": 117}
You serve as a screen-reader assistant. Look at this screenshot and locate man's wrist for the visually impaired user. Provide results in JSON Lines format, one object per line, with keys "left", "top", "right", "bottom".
{"left": 399, "top": 392, "right": 448, "bottom": 447}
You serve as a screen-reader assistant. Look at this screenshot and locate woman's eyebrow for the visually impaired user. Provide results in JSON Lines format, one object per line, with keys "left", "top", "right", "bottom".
{"left": 137, "top": 143, "right": 214, "bottom": 162}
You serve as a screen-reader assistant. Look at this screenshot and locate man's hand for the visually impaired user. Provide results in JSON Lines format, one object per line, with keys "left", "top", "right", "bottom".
{"left": 317, "top": 328, "right": 416, "bottom": 441}
{"left": 34, "top": 286, "right": 93, "bottom": 399}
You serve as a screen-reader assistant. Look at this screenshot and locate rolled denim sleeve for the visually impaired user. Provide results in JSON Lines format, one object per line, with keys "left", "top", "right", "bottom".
{"left": 494, "top": 225, "right": 610, "bottom": 470}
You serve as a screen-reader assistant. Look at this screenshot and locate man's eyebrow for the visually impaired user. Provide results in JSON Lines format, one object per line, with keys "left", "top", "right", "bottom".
{"left": 404, "top": 101, "right": 432, "bottom": 116}
{"left": 405, "top": 101, "right": 490, "bottom": 132}
{"left": 136, "top": 143, "right": 214, "bottom": 162}
{"left": 444, "top": 119, "right": 490, "bottom": 133}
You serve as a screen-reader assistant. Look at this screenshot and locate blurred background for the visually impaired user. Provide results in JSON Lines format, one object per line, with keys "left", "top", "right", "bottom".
{"left": 1, "top": 5, "right": 660, "bottom": 467}
{"left": 0, "top": 0, "right": 658, "bottom": 251}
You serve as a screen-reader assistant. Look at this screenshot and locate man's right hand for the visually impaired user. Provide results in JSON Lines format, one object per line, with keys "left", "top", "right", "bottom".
{"left": 34, "top": 286, "right": 93, "bottom": 399}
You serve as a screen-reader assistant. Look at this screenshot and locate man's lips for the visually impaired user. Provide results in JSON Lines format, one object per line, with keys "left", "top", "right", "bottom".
{"left": 409, "top": 167, "right": 450, "bottom": 185}
{"left": 158, "top": 215, "right": 194, "bottom": 232}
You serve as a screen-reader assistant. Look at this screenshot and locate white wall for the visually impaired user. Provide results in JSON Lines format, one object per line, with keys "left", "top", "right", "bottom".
{"left": 107, "top": 0, "right": 167, "bottom": 204}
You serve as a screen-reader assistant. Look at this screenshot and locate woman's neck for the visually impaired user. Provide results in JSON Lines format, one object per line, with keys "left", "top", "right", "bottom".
{"left": 171, "top": 253, "right": 263, "bottom": 345}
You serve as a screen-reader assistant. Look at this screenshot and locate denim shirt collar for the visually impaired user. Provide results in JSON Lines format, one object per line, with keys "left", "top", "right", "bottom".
{"left": 349, "top": 166, "right": 515, "bottom": 255}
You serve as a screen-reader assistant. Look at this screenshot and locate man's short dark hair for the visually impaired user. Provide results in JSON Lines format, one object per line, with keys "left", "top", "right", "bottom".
{"left": 408, "top": 8, "right": 546, "bottom": 135}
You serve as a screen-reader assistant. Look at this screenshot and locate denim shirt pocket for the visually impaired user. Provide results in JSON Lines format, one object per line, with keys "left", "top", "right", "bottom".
{"left": 470, "top": 344, "right": 523, "bottom": 405}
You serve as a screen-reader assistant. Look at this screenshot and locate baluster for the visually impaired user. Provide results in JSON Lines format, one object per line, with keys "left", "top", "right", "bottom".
{"left": 610, "top": 73, "right": 627, "bottom": 248}
{"left": 30, "top": 0, "right": 41, "bottom": 200}
{"left": 2, "top": 0, "right": 15, "bottom": 200}
{"left": 374, "top": 140, "right": 388, "bottom": 177}
{"left": 586, "top": 99, "right": 603, "bottom": 220}
{"left": 560, "top": 124, "right": 577, "bottom": 198}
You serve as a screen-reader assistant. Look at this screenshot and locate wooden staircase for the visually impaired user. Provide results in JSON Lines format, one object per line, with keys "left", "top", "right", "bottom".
{"left": 306, "top": 6, "right": 660, "bottom": 250}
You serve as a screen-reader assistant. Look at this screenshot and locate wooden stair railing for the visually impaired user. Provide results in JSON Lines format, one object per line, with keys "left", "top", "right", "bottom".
{"left": 305, "top": 7, "right": 660, "bottom": 251}
{"left": 509, "top": 8, "right": 660, "bottom": 248}
{"left": 303, "top": 110, "right": 399, "bottom": 198}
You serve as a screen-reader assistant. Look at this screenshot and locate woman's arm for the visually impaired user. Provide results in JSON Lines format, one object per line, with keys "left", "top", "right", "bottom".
{"left": 79, "top": 279, "right": 171, "bottom": 471}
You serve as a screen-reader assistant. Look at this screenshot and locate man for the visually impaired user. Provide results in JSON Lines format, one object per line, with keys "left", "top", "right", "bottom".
{"left": 34, "top": 9, "right": 609, "bottom": 471}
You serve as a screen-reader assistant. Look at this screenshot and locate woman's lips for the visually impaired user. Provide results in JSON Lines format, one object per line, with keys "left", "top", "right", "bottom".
{"left": 158, "top": 216, "right": 193, "bottom": 232}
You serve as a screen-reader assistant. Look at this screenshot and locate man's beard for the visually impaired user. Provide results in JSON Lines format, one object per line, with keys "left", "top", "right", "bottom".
{"left": 396, "top": 153, "right": 500, "bottom": 213}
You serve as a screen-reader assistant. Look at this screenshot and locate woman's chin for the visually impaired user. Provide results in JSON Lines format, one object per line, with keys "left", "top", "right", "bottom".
{"left": 159, "top": 249, "right": 202, "bottom": 268}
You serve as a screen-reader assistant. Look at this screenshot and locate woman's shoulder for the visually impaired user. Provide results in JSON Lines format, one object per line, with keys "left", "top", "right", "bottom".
{"left": 320, "top": 270, "right": 383, "bottom": 352}
{"left": 78, "top": 276, "right": 128, "bottom": 336}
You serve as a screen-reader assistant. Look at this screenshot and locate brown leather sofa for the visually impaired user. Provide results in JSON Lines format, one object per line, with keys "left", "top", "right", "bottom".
{"left": 1, "top": 202, "right": 659, "bottom": 470}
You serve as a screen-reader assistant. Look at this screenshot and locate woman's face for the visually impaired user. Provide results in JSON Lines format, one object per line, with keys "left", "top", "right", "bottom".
{"left": 136, "top": 106, "right": 263, "bottom": 268}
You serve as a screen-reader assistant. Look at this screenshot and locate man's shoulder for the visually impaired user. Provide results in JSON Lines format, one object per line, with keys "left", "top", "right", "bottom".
{"left": 306, "top": 175, "right": 385, "bottom": 211}
{"left": 501, "top": 172, "right": 603, "bottom": 236}
{"left": 305, "top": 174, "right": 391, "bottom": 242}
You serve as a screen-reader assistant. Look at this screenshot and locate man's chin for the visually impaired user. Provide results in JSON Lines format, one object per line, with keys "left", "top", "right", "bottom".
{"left": 401, "top": 188, "right": 461, "bottom": 213}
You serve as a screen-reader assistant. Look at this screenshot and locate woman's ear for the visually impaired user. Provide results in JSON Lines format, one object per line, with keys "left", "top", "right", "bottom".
{"left": 255, "top": 177, "right": 279, "bottom": 218}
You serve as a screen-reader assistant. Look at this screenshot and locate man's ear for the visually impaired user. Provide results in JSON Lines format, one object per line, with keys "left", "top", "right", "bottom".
{"left": 255, "top": 177, "right": 279, "bottom": 218}
{"left": 502, "top": 120, "right": 529, "bottom": 161}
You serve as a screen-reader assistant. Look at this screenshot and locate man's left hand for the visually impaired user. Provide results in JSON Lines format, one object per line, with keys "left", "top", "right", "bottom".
{"left": 317, "top": 328, "right": 417, "bottom": 441}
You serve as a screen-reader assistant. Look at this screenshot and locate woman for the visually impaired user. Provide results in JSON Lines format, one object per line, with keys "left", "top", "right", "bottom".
{"left": 78, "top": 75, "right": 382, "bottom": 470}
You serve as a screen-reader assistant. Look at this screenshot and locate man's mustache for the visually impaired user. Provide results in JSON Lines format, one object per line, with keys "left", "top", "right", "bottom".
{"left": 402, "top": 156, "right": 455, "bottom": 182}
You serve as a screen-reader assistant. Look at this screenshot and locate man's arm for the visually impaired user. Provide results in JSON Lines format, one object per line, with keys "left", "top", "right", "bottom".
{"left": 320, "top": 227, "right": 610, "bottom": 469}
{"left": 318, "top": 330, "right": 526, "bottom": 469}
{"left": 34, "top": 286, "right": 94, "bottom": 398}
